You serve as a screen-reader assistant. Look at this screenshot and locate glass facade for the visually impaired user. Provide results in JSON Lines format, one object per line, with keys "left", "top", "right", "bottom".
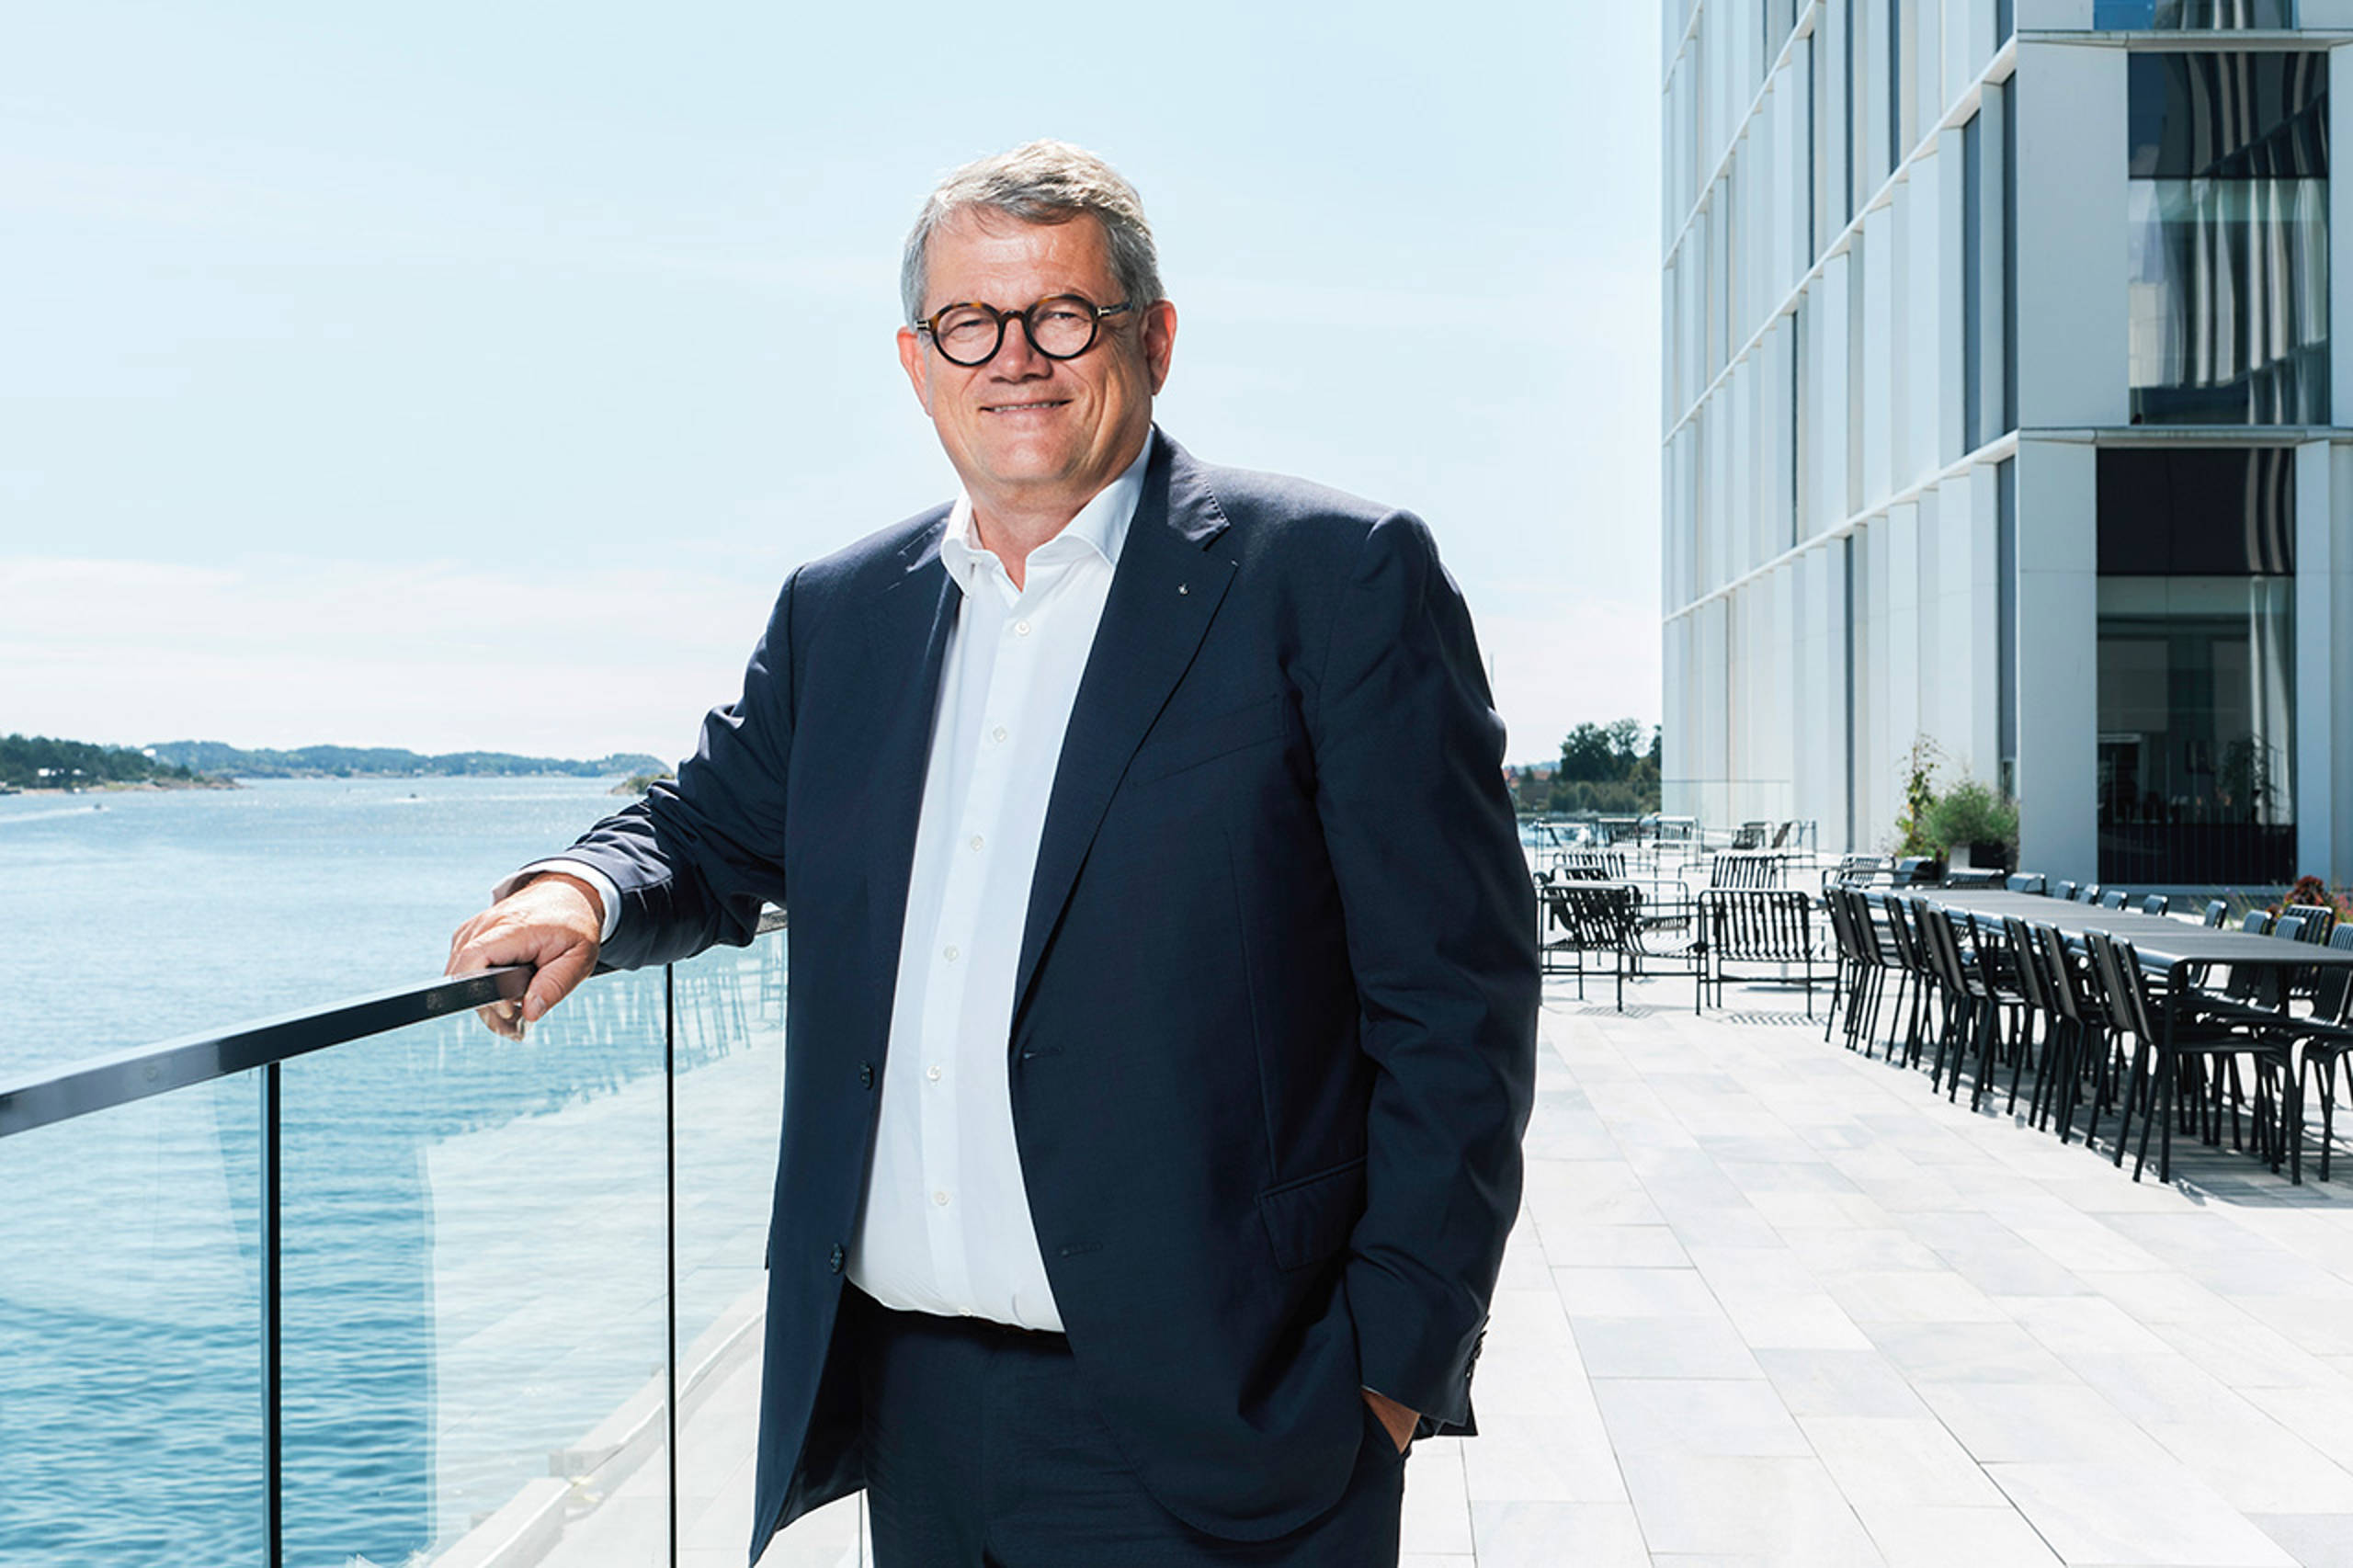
{"left": 2097, "top": 0, "right": 2295, "bottom": 27}
{"left": 2127, "top": 51, "right": 2329, "bottom": 425}
{"left": 2096, "top": 447, "right": 2297, "bottom": 883}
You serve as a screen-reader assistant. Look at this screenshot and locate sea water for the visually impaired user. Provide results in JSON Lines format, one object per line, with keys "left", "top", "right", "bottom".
{"left": 0, "top": 777, "right": 783, "bottom": 1566}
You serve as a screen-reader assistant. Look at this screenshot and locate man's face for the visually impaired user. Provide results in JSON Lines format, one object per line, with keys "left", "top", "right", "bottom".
{"left": 896, "top": 210, "right": 1176, "bottom": 528}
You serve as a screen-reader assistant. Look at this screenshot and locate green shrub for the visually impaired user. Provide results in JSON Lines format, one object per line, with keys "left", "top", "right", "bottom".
{"left": 1924, "top": 778, "right": 2018, "bottom": 857}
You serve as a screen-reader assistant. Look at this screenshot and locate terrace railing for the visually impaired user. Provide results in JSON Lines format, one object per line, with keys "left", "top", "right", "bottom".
{"left": 0, "top": 912, "right": 824, "bottom": 1568}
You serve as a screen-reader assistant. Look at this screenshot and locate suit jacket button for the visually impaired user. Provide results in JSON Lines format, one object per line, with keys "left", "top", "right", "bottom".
{"left": 858, "top": 1062, "right": 875, "bottom": 1089}
{"left": 829, "top": 1244, "right": 845, "bottom": 1274}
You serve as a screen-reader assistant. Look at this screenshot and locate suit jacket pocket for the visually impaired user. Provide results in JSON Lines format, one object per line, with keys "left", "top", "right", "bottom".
{"left": 1127, "top": 695, "right": 1284, "bottom": 787}
{"left": 1257, "top": 1155, "right": 1367, "bottom": 1271}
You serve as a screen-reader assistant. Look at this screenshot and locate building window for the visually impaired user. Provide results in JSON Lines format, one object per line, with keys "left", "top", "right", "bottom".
{"left": 2095, "top": 447, "right": 2297, "bottom": 883}
{"left": 2096, "top": 0, "right": 2294, "bottom": 27}
{"left": 2003, "top": 77, "right": 2018, "bottom": 433}
{"left": 1997, "top": 458, "right": 2018, "bottom": 798}
{"left": 1964, "top": 87, "right": 2016, "bottom": 455}
{"left": 2127, "top": 51, "right": 2329, "bottom": 426}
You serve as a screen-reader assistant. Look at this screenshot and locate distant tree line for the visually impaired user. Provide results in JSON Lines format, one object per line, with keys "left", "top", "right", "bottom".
{"left": 1511, "top": 720, "right": 1663, "bottom": 814}
{"left": 144, "top": 740, "right": 664, "bottom": 778}
{"left": 1, "top": 733, "right": 201, "bottom": 789}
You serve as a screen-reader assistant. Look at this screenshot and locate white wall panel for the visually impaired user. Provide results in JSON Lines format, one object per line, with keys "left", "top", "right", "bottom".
{"left": 2015, "top": 41, "right": 2127, "bottom": 428}
{"left": 2014, "top": 438, "right": 2097, "bottom": 881}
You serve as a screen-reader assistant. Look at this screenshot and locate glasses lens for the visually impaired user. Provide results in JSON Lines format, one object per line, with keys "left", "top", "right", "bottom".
{"left": 933, "top": 305, "right": 1001, "bottom": 366}
{"left": 1026, "top": 296, "right": 1098, "bottom": 359}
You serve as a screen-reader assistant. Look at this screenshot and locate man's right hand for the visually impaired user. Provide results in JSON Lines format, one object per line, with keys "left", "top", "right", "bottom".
{"left": 445, "top": 872, "right": 605, "bottom": 1040}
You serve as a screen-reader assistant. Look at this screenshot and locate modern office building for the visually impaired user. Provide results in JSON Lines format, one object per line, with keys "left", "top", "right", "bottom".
{"left": 1661, "top": 0, "right": 2353, "bottom": 888}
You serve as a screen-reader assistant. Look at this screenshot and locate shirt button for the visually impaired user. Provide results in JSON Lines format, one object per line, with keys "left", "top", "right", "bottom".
{"left": 943, "top": 944, "right": 960, "bottom": 962}
{"left": 933, "top": 1190, "right": 950, "bottom": 1206}
{"left": 926, "top": 1064, "right": 943, "bottom": 1082}
{"left": 969, "top": 835, "right": 984, "bottom": 852}
{"left": 1013, "top": 620, "right": 1031, "bottom": 636}
{"left": 991, "top": 726, "right": 1008, "bottom": 744}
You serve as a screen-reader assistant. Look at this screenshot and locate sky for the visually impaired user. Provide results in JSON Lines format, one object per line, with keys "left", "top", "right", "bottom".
{"left": 0, "top": 3, "right": 1661, "bottom": 770}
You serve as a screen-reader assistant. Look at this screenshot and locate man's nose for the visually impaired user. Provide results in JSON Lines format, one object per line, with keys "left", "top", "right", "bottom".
{"left": 991, "top": 314, "right": 1051, "bottom": 376}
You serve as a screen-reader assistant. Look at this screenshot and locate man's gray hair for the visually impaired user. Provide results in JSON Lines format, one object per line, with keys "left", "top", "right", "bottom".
{"left": 900, "top": 140, "right": 1164, "bottom": 325}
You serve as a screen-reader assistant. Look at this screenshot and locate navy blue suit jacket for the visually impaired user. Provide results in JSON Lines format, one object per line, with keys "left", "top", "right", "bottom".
{"left": 558, "top": 432, "right": 1538, "bottom": 1553}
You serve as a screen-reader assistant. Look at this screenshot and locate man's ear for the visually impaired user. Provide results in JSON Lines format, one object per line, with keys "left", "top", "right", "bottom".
{"left": 1142, "top": 300, "right": 1177, "bottom": 395}
{"left": 897, "top": 325, "right": 932, "bottom": 414}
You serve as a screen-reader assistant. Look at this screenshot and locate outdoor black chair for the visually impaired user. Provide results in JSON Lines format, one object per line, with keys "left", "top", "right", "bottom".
{"left": 2284, "top": 904, "right": 2340, "bottom": 944}
{"left": 2075, "top": 884, "right": 2101, "bottom": 904}
{"left": 1537, "top": 879, "right": 1640, "bottom": 1008}
{"left": 1910, "top": 902, "right": 1996, "bottom": 1104}
{"left": 1942, "top": 868, "right": 2006, "bottom": 891}
{"left": 1697, "top": 889, "right": 1817, "bottom": 1017}
{"left": 2086, "top": 930, "right": 2290, "bottom": 1183}
{"left": 2007, "top": 873, "right": 2049, "bottom": 895}
{"left": 2028, "top": 922, "right": 2108, "bottom": 1145}
{"left": 1732, "top": 821, "right": 1769, "bottom": 850}
{"left": 1894, "top": 857, "right": 1940, "bottom": 887}
{"left": 1711, "top": 853, "right": 1789, "bottom": 891}
{"left": 2203, "top": 900, "right": 2230, "bottom": 928}
{"left": 2289, "top": 926, "right": 2353, "bottom": 1180}
{"left": 2098, "top": 889, "right": 2128, "bottom": 910}
{"left": 2055, "top": 881, "right": 2079, "bottom": 902}
{"left": 2140, "top": 893, "right": 2170, "bottom": 916}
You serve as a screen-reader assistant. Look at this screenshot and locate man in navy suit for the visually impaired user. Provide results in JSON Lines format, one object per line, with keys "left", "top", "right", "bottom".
{"left": 448, "top": 141, "right": 1537, "bottom": 1566}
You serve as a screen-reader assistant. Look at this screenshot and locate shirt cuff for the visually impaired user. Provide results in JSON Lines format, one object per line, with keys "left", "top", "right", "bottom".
{"left": 495, "top": 859, "right": 621, "bottom": 943}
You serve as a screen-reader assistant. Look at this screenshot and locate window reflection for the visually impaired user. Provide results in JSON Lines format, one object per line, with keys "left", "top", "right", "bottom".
{"left": 2097, "top": 0, "right": 2295, "bottom": 26}
{"left": 2128, "top": 51, "right": 2329, "bottom": 425}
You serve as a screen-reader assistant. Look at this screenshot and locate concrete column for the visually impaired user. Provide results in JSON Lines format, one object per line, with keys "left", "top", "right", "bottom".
{"left": 2300, "top": 443, "right": 2348, "bottom": 888}
{"left": 2014, "top": 40, "right": 2128, "bottom": 430}
{"left": 2015, "top": 437, "right": 2099, "bottom": 883}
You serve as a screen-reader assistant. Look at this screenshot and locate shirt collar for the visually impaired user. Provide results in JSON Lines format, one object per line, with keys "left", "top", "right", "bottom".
{"left": 938, "top": 429, "right": 1154, "bottom": 597}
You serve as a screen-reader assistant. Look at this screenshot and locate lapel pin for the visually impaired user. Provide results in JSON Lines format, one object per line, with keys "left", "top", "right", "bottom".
{"left": 1177, "top": 584, "right": 1189, "bottom": 596}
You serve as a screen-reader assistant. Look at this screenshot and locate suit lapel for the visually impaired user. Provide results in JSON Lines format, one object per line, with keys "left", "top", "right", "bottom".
{"left": 1011, "top": 437, "right": 1235, "bottom": 1026}
{"left": 860, "top": 522, "right": 960, "bottom": 1039}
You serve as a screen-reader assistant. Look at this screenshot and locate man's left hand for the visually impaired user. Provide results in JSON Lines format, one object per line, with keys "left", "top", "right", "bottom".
{"left": 1361, "top": 1388, "right": 1417, "bottom": 1454}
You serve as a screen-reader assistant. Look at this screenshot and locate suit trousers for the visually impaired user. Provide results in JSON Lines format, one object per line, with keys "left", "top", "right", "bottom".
{"left": 847, "top": 1289, "right": 1407, "bottom": 1567}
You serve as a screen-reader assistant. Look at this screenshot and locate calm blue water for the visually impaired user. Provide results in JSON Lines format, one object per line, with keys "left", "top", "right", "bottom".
{"left": 0, "top": 778, "right": 784, "bottom": 1567}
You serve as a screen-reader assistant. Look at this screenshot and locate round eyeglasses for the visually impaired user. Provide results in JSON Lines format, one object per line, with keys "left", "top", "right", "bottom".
{"left": 915, "top": 294, "right": 1134, "bottom": 368}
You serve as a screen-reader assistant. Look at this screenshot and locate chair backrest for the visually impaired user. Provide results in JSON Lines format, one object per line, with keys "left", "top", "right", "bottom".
{"left": 1711, "top": 853, "right": 1786, "bottom": 890}
{"left": 2085, "top": 930, "right": 2158, "bottom": 1040}
{"left": 1895, "top": 857, "right": 1938, "bottom": 886}
{"left": 2141, "top": 893, "right": 2170, "bottom": 916}
{"left": 2311, "top": 924, "right": 2353, "bottom": 1026}
{"left": 2202, "top": 900, "right": 2229, "bottom": 927}
{"left": 1553, "top": 882, "right": 1639, "bottom": 947}
{"left": 2007, "top": 873, "right": 2049, "bottom": 895}
{"left": 2241, "top": 910, "right": 2276, "bottom": 936}
{"left": 2282, "top": 904, "right": 2336, "bottom": 944}
{"left": 1701, "top": 889, "right": 1813, "bottom": 960}
{"left": 2003, "top": 915, "right": 2052, "bottom": 1013}
{"left": 2275, "top": 915, "right": 2308, "bottom": 946}
{"left": 2033, "top": 924, "right": 2090, "bottom": 1027}
{"left": 1882, "top": 895, "right": 1927, "bottom": 975}
{"left": 1943, "top": 869, "right": 2005, "bottom": 891}
{"left": 2055, "top": 881, "right": 2079, "bottom": 902}
{"left": 2098, "top": 889, "right": 2128, "bottom": 910}
{"left": 1732, "top": 821, "right": 1768, "bottom": 849}
{"left": 1822, "top": 884, "right": 1864, "bottom": 963}
{"left": 1770, "top": 820, "right": 1794, "bottom": 849}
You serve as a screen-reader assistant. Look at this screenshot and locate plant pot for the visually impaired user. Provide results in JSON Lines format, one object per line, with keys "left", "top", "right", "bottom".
{"left": 1964, "top": 841, "right": 2013, "bottom": 872}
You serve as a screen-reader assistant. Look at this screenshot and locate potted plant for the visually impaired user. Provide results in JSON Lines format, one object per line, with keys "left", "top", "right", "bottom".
{"left": 1926, "top": 778, "right": 2018, "bottom": 872}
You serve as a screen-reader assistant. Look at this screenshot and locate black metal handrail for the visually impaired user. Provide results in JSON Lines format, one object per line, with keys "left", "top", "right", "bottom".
{"left": 0, "top": 908, "right": 787, "bottom": 1141}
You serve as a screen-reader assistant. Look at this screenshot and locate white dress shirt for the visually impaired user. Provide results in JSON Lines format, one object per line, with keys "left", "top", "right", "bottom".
{"left": 511, "top": 435, "right": 1152, "bottom": 1334}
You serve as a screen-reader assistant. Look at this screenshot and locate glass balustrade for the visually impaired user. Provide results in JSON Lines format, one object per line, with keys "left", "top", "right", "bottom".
{"left": 0, "top": 920, "right": 858, "bottom": 1567}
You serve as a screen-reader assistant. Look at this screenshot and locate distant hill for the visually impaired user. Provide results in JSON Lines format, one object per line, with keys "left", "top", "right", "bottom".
{"left": 144, "top": 740, "right": 665, "bottom": 779}
{"left": 2, "top": 733, "right": 207, "bottom": 790}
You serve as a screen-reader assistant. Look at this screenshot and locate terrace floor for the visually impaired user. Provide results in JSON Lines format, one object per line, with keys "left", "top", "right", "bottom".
{"left": 653, "top": 969, "right": 2353, "bottom": 1567}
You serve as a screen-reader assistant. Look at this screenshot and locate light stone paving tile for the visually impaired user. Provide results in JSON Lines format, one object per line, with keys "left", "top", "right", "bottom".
{"left": 1460, "top": 1408, "right": 1631, "bottom": 1506}
{"left": 1556, "top": 1266, "right": 1727, "bottom": 1319}
{"left": 2014, "top": 1221, "right": 2171, "bottom": 1274}
{"left": 1848, "top": 1504, "right": 2063, "bottom": 1568}
{"left": 1398, "top": 1557, "right": 1480, "bottom": 1568}
{"left": 1986, "top": 1460, "right": 2299, "bottom": 1567}
{"left": 1570, "top": 1314, "right": 1768, "bottom": 1381}
{"left": 2067, "top": 1351, "right": 2264, "bottom": 1428}
{"left": 1754, "top": 1349, "right": 1934, "bottom": 1419}
{"left": 1861, "top": 1321, "right": 2079, "bottom": 1386}
{"left": 1523, "top": 1157, "right": 1671, "bottom": 1230}
{"left": 1714, "top": 1290, "right": 1877, "bottom": 1351}
{"left": 2234, "top": 1296, "right": 2353, "bottom": 1358}
{"left": 1914, "top": 1382, "right": 2175, "bottom": 1467}
{"left": 1540, "top": 1222, "right": 1695, "bottom": 1269}
{"left": 1744, "top": 1189, "right": 1904, "bottom": 1231}
{"left": 1778, "top": 1226, "right": 1951, "bottom": 1275}
{"left": 1590, "top": 1377, "right": 1814, "bottom": 1458}
{"left": 2150, "top": 1312, "right": 2346, "bottom": 1391}
{"left": 2241, "top": 1381, "right": 2353, "bottom": 1474}
{"left": 1998, "top": 1294, "right": 2177, "bottom": 1358}
{"left": 1469, "top": 1501, "right": 1652, "bottom": 1568}
{"left": 1475, "top": 1288, "right": 1596, "bottom": 1417}
{"left": 1401, "top": 1438, "right": 1474, "bottom": 1557}
{"left": 2142, "top": 1412, "right": 2353, "bottom": 1516}
{"left": 2246, "top": 1514, "right": 2353, "bottom": 1567}
{"left": 2075, "top": 1267, "right": 2253, "bottom": 1327}
{"left": 1797, "top": 1416, "right": 2007, "bottom": 1509}
{"left": 1617, "top": 1453, "right": 1885, "bottom": 1565}
{"left": 1820, "top": 1268, "right": 2012, "bottom": 1325}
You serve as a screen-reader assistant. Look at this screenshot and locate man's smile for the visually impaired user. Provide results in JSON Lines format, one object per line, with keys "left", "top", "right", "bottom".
{"left": 979, "top": 397, "right": 1073, "bottom": 415}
